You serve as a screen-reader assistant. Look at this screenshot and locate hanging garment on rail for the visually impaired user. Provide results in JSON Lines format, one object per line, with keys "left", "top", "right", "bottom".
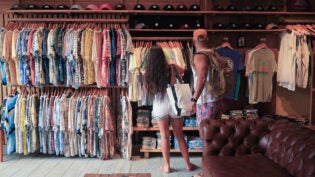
{"left": 277, "top": 28, "right": 313, "bottom": 91}
{"left": 216, "top": 47, "right": 244, "bottom": 100}
{"left": 246, "top": 46, "right": 277, "bottom": 104}
{"left": 1, "top": 23, "right": 134, "bottom": 88}
{"left": 1, "top": 93, "right": 19, "bottom": 155}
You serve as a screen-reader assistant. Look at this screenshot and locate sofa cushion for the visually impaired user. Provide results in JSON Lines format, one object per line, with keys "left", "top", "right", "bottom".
{"left": 202, "top": 153, "right": 292, "bottom": 177}
{"left": 200, "top": 119, "right": 275, "bottom": 156}
{"left": 261, "top": 120, "right": 315, "bottom": 177}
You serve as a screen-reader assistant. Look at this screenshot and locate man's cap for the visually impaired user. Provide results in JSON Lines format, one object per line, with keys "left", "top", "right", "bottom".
{"left": 149, "top": 4, "right": 160, "bottom": 10}
{"left": 86, "top": 4, "right": 100, "bottom": 10}
{"left": 70, "top": 4, "right": 84, "bottom": 10}
{"left": 99, "top": 3, "right": 113, "bottom": 10}
{"left": 193, "top": 29, "right": 207, "bottom": 42}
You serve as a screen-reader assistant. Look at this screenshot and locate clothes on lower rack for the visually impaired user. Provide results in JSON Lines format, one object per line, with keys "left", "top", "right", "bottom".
{"left": 0, "top": 24, "right": 134, "bottom": 88}
{"left": 1, "top": 89, "right": 116, "bottom": 159}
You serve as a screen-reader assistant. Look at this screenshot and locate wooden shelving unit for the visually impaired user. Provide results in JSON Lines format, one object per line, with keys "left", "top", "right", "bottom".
{"left": 140, "top": 148, "right": 202, "bottom": 158}
{"left": 133, "top": 126, "right": 199, "bottom": 131}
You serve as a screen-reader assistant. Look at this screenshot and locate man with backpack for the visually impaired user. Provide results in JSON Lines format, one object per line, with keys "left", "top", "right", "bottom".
{"left": 187, "top": 29, "right": 225, "bottom": 125}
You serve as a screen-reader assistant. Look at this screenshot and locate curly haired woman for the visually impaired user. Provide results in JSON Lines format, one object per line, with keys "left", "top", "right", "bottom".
{"left": 143, "top": 45, "right": 196, "bottom": 173}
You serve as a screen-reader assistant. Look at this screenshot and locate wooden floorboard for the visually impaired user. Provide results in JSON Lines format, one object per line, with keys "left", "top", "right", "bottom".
{"left": 0, "top": 153, "right": 202, "bottom": 177}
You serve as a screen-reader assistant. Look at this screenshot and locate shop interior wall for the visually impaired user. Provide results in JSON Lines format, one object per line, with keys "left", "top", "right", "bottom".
{"left": 0, "top": 0, "right": 313, "bottom": 120}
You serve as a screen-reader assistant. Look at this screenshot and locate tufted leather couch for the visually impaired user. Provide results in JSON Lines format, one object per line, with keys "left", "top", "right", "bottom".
{"left": 199, "top": 118, "right": 315, "bottom": 177}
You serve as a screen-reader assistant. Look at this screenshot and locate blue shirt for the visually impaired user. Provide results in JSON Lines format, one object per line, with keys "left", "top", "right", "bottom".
{"left": 216, "top": 47, "right": 244, "bottom": 100}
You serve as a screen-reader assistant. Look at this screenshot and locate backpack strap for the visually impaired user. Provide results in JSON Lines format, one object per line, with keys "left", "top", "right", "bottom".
{"left": 195, "top": 49, "right": 220, "bottom": 70}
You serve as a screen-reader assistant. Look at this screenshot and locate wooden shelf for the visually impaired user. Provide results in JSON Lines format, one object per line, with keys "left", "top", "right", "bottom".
{"left": 6, "top": 10, "right": 315, "bottom": 16}
{"left": 140, "top": 148, "right": 202, "bottom": 158}
{"left": 305, "top": 125, "right": 315, "bottom": 131}
{"left": 132, "top": 36, "right": 192, "bottom": 41}
{"left": 7, "top": 18, "right": 128, "bottom": 23}
{"left": 11, "top": 84, "right": 128, "bottom": 89}
{"left": 133, "top": 127, "right": 199, "bottom": 131}
{"left": 129, "top": 29, "right": 194, "bottom": 32}
{"left": 207, "top": 29, "right": 285, "bottom": 33}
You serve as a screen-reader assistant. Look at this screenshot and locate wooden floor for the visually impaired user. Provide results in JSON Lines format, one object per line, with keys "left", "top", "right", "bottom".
{"left": 0, "top": 153, "right": 202, "bottom": 177}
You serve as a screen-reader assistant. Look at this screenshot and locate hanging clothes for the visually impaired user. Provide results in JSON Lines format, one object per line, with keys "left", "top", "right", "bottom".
{"left": 246, "top": 44, "right": 277, "bottom": 104}
{"left": 277, "top": 25, "right": 313, "bottom": 91}
{"left": 2, "top": 23, "right": 133, "bottom": 88}
{"left": 216, "top": 46, "right": 244, "bottom": 100}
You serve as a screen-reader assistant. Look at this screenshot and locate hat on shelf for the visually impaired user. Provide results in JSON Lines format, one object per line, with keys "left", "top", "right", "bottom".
{"left": 152, "top": 21, "right": 161, "bottom": 29}
{"left": 226, "top": 5, "right": 237, "bottom": 11}
{"left": 213, "top": 5, "right": 224, "bottom": 11}
{"left": 56, "top": 4, "right": 69, "bottom": 10}
{"left": 226, "top": 23, "right": 238, "bottom": 29}
{"left": 179, "top": 23, "right": 190, "bottom": 29}
{"left": 167, "top": 23, "right": 176, "bottom": 29}
{"left": 134, "top": 4, "right": 145, "bottom": 10}
{"left": 265, "top": 23, "right": 278, "bottom": 30}
{"left": 115, "top": 3, "right": 126, "bottom": 10}
{"left": 213, "top": 23, "right": 225, "bottom": 29}
{"left": 42, "top": 5, "right": 54, "bottom": 9}
{"left": 241, "top": 23, "right": 252, "bottom": 29}
{"left": 193, "top": 29, "right": 208, "bottom": 42}
{"left": 86, "top": 4, "right": 100, "bottom": 10}
{"left": 190, "top": 4, "right": 200, "bottom": 11}
{"left": 99, "top": 3, "right": 113, "bottom": 10}
{"left": 70, "top": 4, "right": 84, "bottom": 10}
{"left": 253, "top": 23, "right": 265, "bottom": 29}
{"left": 135, "top": 23, "right": 149, "bottom": 29}
{"left": 241, "top": 5, "right": 253, "bottom": 11}
{"left": 149, "top": 4, "right": 160, "bottom": 10}
{"left": 255, "top": 5, "right": 264, "bottom": 11}
{"left": 26, "top": 4, "right": 40, "bottom": 9}
{"left": 268, "top": 5, "right": 278, "bottom": 11}
{"left": 163, "top": 4, "right": 175, "bottom": 11}
{"left": 176, "top": 4, "right": 188, "bottom": 11}
{"left": 10, "top": 4, "right": 22, "bottom": 10}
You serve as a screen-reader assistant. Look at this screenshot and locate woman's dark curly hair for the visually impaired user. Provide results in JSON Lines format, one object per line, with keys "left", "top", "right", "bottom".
{"left": 144, "top": 45, "right": 171, "bottom": 98}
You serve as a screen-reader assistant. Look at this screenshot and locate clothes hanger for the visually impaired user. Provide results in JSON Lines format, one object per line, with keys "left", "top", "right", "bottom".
{"left": 254, "top": 37, "right": 268, "bottom": 49}
{"left": 221, "top": 37, "right": 233, "bottom": 49}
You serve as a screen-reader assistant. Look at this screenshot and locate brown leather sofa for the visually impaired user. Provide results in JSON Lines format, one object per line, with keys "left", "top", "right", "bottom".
{"left": 199, "top": 118, "right": 315, "bottom": 177}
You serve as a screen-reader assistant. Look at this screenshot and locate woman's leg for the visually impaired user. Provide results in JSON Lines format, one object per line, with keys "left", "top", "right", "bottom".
{"left": 157, "top": 117, "right": 171, "bottom": 173}
{"left": 171, "top": 118, "right": 196, "bottom": 171}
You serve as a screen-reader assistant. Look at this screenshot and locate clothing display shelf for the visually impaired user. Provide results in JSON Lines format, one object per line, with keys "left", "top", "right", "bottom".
{"left": 133, "top": 126, "right": 201, "bottom": 158}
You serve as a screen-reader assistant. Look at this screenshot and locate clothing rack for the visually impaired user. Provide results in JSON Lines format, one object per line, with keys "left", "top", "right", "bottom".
{"left": 132, "top": 37, "right": 192, "bottom": 41}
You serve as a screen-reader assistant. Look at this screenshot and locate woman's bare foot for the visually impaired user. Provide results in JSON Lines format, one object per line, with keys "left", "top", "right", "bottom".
{"left": 160, "top": 164, "right": 171, "bottom": 173}
{"left": 186, "top": 163, "right": 198, "bottom": 171}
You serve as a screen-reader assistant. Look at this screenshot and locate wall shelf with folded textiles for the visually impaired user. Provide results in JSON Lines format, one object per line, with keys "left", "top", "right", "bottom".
{"left": 134, "top": 126, "right": 202, "bottom": 158}
{"left": 133, "top": 127, "right": 199, "bottom": 131}
{"left": 140, "top": 149, "right": 202, "bottom": 159}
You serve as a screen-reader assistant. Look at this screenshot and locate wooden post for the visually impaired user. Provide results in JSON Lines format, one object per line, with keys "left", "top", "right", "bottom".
{"left": 0, "top": 130, "right": 3, "bottom": 162}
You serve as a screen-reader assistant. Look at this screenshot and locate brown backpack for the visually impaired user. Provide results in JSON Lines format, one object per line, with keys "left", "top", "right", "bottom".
{"left": 195, "top": 49, "right": 234, "bottom": 99}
